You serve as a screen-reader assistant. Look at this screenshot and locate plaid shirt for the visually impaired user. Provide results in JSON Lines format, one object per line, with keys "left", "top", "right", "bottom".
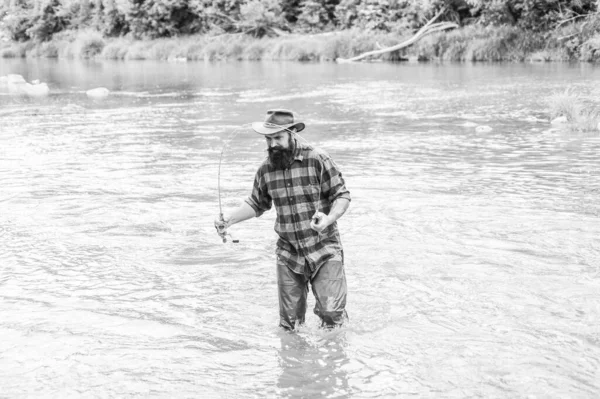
{"left": 245, "top": 141, "right": 351, "bottom": 275}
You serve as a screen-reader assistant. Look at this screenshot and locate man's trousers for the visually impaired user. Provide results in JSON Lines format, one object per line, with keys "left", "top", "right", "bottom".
{"left": 277, "top": 254, "right": 348, "bottom": 330}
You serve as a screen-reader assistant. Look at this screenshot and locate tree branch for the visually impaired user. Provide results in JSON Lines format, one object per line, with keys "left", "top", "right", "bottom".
{"left": 336, "top": 7, "right": 456, "bottom": 63}
{"left": 555, "top": 11, "right": 600, "bottom": 29}
{"left": 336, "top": 20, "right": 458, "bottom": 63}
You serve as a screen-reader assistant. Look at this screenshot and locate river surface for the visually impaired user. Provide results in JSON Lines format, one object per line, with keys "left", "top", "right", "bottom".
{"left": 1, "top": 59, "right": 599, "bottom": 398}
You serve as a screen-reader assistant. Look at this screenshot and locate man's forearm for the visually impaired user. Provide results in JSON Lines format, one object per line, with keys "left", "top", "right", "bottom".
{"left": 225, "top": 201, "right": 257, "bottom": 226}
{"left": 327, "top": 198, "right": 350, "bottom": 223}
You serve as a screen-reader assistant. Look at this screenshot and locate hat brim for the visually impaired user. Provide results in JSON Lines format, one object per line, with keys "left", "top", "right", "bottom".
{"left": 251, "top": 121, "right": 305, "bottom": 135}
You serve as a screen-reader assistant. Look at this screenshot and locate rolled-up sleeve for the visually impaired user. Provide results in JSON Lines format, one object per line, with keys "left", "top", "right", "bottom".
{"left": 319, "top": 154, "right": 351, "bottom": 204}
{"left": 244, "top": 167, "right": 272, "bottom": 217}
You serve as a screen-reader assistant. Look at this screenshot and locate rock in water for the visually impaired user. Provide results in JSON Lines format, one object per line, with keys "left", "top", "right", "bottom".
{"left": 551, "top": 115, "right": 568, "bottom": 125}
{"left": 86, "top": 87, "right": 110, "bottom": 99}
{"left": 7, "top": 74, "right": 26, "bottom": 94}
{"left": 7, "top": 74, "right": 26, "bottom": 84}
{"left": 25, "top": 82, "right": 50, "bottom": 97}
{"left": 2, "top": 75, "right": 50, "bottom": 97}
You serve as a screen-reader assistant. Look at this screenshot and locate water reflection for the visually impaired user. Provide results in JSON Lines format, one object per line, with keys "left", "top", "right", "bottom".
{"left": 277, "top": 330, "right": 351, "bottom": 398}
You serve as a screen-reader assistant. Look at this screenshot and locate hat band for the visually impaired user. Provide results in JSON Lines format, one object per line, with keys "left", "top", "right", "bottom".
{"left": 263, "top": 122, "right": 294, "bottom": 131}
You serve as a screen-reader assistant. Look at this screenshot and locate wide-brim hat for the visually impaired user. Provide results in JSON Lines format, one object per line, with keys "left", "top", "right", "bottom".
{"left": 251, "top": 109, "right": 305, "bottom": 135}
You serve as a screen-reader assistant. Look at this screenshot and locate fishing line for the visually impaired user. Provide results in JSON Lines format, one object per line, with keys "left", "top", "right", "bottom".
{"left": 293, "top": 130, "right": 325, "bottom": 217}
{"left": 217, "top": 123, "right": 250, "bottom": 243}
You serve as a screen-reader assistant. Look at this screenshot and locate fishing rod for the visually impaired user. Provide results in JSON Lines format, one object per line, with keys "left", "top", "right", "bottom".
{"left": 216, "top": 124, "right": 249, "bottom": 244}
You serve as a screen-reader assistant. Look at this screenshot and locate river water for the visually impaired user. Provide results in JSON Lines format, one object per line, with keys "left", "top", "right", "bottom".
{"left": 1, "top": 59, "right": 599, "bottom": 398}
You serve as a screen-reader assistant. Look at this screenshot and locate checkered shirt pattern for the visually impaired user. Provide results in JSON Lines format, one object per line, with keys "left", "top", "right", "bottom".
{"left": 244, "top": 141, "right": 351, "bottom": 275}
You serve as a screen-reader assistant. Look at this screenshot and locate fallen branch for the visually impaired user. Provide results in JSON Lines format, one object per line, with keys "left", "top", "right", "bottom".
{"left": 270, "top": 27, "right": 289, "bottom": 37}
{"left": 336, "top": 8, "right": 458, "bottom": 63}
{"left": 555, "top": 11, "right": 600, "bottom": 29}
{"left": 557, "top": 32, "right": 580, "bottom": 41}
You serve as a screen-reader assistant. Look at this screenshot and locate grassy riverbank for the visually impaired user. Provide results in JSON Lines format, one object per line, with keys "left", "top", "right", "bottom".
{"left": 2, "top": 20, "right": 600, "bottom": 63}
{"left": 549, "top": 90, "right": 600, "bottom": 131}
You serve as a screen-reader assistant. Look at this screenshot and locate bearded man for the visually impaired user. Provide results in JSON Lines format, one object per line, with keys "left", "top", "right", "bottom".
{"left": 214, "top": 109, "right": 351, "bottom": 330}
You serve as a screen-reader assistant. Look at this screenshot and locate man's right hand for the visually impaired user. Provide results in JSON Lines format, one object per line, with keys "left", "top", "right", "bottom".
{"left": 212, "top": 203, "right": 256, "bottom": 243}
{"left": 214, "top": 215, "right": 229, "bottom": 241}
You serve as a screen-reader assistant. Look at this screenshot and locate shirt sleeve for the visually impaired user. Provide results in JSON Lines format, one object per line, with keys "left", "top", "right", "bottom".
{"left": 244, "top": 166, "right": 272, "bottom": 217}
{"left": 319, "top": 153, "right": 351, "bottom": 204}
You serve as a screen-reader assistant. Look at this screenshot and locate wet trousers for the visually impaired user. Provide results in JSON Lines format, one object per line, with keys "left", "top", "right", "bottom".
{"left": 277, "top": 254, "right": 348, "bottom": 330}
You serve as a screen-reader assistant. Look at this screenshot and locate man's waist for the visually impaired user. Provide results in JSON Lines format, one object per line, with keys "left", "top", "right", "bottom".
{"left": 276, "top": 235, "right": 341, "bottom": 258}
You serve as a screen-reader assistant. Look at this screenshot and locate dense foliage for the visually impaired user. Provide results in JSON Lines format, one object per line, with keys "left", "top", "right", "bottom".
{"left": 1, "top": 0, "right": 599, "bottom": 41}
{"left": 1, "top": 0, "right": 600, "bottom": 63}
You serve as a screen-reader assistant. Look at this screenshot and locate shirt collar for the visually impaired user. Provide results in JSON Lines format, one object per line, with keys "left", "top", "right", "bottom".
{"left": 292, "top": 138, "right": 305, "bottom": 162}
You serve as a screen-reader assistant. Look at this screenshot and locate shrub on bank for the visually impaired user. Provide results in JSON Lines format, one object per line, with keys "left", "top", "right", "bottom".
{"left": 224, "top": 38, "right": 248, "bottom": 60}
{"left": 265, "top": 37, "right": 321, "bottom": 61}
{"left": 146, "top": 39, "right": 179, "bottom": 60}
{"left": 244, "top": 40, "right": 266, "bottom": 60}
{"left": 185, "top": 40, "right": 205, "bottom": 61}
{"left": 124, "top": 41, "right": 154, "bottom": 60}
{"left": 0, "top": 29, "right": 106, "bottom": 59}
{"left": 28, "top": 41, "right": 59, "bottom": 58}
{"left": 413, "top": 25, "right": 545, "bottom": 62}
{"left": 580, "top": 34, "right": 600, "bottom": 62}
{"left": 0, "top": 43, "right": 26, "bottom": 58}
{"left": 73, "top": 30, "right": 105, "bottom": 59}
{"left": 102, "top": 39, "right": 131, "bottom": 60}
{"left": 527, "top": 49, "right": 571, "bottom": 62}
{"left": 201, "top": 35, "right": 247, "bottom": 61}
{"left": 549, "top": 90, "right": 600, "bottom": 131}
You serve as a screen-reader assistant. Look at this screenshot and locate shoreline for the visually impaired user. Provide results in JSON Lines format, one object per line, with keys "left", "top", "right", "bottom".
{"left": 1, "top": 24, "right": 600, "bottom": 64}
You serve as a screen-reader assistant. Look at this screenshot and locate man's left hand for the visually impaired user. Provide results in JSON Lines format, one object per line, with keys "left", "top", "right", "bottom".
{"left": 310, "top": 211, "right": 330, "bottom": 234}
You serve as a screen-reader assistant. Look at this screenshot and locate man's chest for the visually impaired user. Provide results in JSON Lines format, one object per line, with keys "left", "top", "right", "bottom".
{"left": 265, "top": 166, "right": 320, "bottom": 208}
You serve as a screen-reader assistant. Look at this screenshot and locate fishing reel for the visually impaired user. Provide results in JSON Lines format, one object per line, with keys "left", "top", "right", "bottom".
{"left": 215, "top": 214, "right": 239, "bottom": 244}
{"left": 217, "top": 229, "right": 239, "bottom": 244}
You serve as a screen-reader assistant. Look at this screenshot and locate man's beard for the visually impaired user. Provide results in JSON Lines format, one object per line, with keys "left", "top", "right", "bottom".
{"left": 268, "top": 136, "right": 295, "bottom": 169}
{"left": 268, "top": 146, "right": 294, "bottom": 170}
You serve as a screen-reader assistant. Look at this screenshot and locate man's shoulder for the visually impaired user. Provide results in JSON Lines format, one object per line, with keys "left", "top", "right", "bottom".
{"left": 255, "top": 156, "right": 272, "bottom": 175}
{"left": 299, "top": 144, "right": 330, "bottom": 160}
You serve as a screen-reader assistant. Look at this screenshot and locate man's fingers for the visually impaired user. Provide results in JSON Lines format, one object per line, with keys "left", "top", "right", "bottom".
{"left": 215, "top": 217, "right": 228, "bottom": 230}
{"left": 312, "top": 212, "right": 323, "bottom": 224}
{"left": 214, "top": 219, "right": 228, "bottom": 240}
{"left": 310, "top": 219, "right": 323, "bottom": 232}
